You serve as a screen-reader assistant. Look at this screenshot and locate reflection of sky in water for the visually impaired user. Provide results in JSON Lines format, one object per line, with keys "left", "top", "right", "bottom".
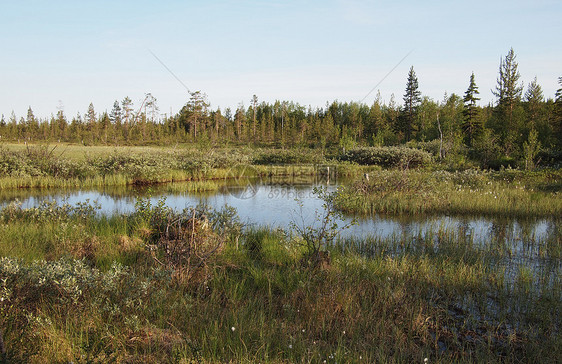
{"left": 2, "top": 183, "right": 553, "bottom": 247}
{"left": 3, "top": 182, "right": 558, "bottom": 296}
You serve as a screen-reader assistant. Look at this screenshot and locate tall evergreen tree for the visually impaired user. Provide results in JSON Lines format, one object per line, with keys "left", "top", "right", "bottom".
{"left": 491, "top": 48, "right": 524, "bottom": 152}
{"left": 400, "top": 66, "right": 421, "bottom": 141}
{"left": 492, "top": 48, "right": 523, "bottom": 108}
{"left": 86, "top": 103, "right": 96, "bottom": 125}
{"left": 462, "top": 72, "right": 482, "bottom": 146}
{"left": 25, "top": 107, "right": 39, "bottom": 140}
{"left": 251, "top": 94, "right": 258, "bottom": 140}
{"left": 525, "top": 77, "right": 544, "bottom": 104}
{"left": 109, "top": 100, "right": 122, "bottom": 124}
{"left": 145, "top": 93, "right": 159, "bottom": 122}
{"left": 234, "top": 103, "right": 246, "bottom": 141}
{"left": 121, "top": 97, "right": 134, "bottom": 140}
{"left": 54, "top": 109, "right": 67, "bottom": 141}
{"left": 524, "top": 76, "right": 544, "bottom": 132}
{"left": 179, "top": 91, "right": 209, "bottom": 139}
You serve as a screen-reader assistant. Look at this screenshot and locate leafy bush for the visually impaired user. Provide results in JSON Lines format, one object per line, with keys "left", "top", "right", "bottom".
{"left": 0, "top": 146, "right": 90, "bottom": 179}
{"left": 405, "top": 140, "right": 442, "bottom": 157}
{"left": 485, "top": 156, "right": 517, "bottom": 170}
{"left": 538, "top": 149, "right": 562, "bottom": 168}
{"left": 338, "top": 146, "right": 432, "bottom": 168}
{"left": 0, "top": 257, "right": 169, "bottom": 324}
{"left": 88, "top": 153, "right": 169, "bottom": 183}
{"left": 252, "top": 149, "right": 324, "bottom": 165}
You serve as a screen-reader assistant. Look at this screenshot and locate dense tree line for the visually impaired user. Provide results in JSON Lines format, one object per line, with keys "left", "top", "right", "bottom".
{"left": 1, "top": 49, "right": 561, "bottom": 166}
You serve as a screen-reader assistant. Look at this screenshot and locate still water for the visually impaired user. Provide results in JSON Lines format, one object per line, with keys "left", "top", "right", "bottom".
{"left": 0, "top": 178, "right": 556, "bottom": 249}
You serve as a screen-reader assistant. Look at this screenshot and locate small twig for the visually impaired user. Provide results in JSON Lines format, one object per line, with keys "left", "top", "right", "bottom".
{"left": 148, "top": 246, "right": 166, "bottom": 266}
{"left": 47, "top": 144, "right": 58, "bottom": 159}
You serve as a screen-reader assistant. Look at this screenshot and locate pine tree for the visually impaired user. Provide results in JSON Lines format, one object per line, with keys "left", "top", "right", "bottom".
{"left": 179, "top": 91, "right": 209, "bottom": 139}
{"left": 462, "top": 72, "right": 482, "bottom": 146}
{"left": 85, "top": 103, "right": 97, "bottom": 142}
{"left": 54, "top": 109, "right": 67, "bottom": 141}
{"left": 234, "top": 103, "right": 246, "bottom": 141}
{"left": 86, "top": 103, "right": 96, "bottom": 125}
{"left": 26, "top": 107, "right": 39, "bottom": 140}
{"left": 145, "top": 93, "right": 159, "bottom": 122}
{"left": 251, "top": 94, "right": 258, "bottom": 140}
{"left": 121, "top": 97, "right": 134, "bottom": 141}
{"left": 109, "top": 100, "right": 122, "bottom": 124}
{"left": 400, "top": 66, "right": 421, "bottom": 141}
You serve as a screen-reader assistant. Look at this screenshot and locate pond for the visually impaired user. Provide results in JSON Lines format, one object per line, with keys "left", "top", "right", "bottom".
{"left": 1, "top": 177, "right": 561, "bottom": 291}
{"left": 2, "top": 177, "right": 559, "bottom": 348}
{"left": 1, "top": 177, "right": 557, "bottom": 255}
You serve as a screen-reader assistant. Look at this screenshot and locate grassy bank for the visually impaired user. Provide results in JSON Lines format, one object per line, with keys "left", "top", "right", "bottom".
{"left": 335, "top": 168, "right": 562, "bottom": 218}
{"left": 0, "top": 144, "right": 345, "bottom": 190}
{"left": 0, "top": 199, "right": 560, "bottom": 363}
{"left": 0, "top": 143, "right": 424, "bottom": 191}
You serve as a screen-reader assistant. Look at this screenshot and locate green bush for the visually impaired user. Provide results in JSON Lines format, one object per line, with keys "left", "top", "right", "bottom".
{"left": 338, "top": 146, "right": 432, "bottom": 168}
{"left": 485, "top": 156, "right": 517, "bottom": 170}
{"left": 252, "top": 149, "right": 323, "bottom": 165}
{"left": 405, "top": 140, "right": 442, "bottom": 158}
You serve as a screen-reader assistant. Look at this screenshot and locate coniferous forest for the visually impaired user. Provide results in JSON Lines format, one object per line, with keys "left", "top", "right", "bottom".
{"left": 2, "top": 48, "right": 561, "bottom": 168}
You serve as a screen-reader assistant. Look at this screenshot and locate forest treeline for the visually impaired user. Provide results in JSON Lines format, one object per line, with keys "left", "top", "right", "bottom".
{"left": 1, "top": 49, "right": 561, "bottom": 168}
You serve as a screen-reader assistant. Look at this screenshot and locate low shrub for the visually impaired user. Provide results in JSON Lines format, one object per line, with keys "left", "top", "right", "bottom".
{"left": 338, "top": 146, "right": 432, "bottom": 168}
{"left": 252, "top": 149, "right": 324, "bottom": 165}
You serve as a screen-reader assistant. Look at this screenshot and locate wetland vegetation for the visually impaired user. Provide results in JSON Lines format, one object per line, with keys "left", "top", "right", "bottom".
{"left": 0, "top": 141, "right": 560, "bottom": 363}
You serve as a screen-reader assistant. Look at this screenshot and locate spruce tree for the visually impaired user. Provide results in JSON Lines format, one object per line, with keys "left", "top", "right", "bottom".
{"left": 492, "top": 48, "right": 523, "bottom": 109}
{"left": 462, "top": 72, "right": 482, "bottom": 146}
{"left": 524, "top": 76, "right": 544, "bottom": 132}
{"left": 491, "top": 48, "right": 524, "bottom": 152}
{"left": 400, "top": 66, "right": 421, "bottom": 141}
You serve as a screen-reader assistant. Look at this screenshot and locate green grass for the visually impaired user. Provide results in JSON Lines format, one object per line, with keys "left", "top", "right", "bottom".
{"left": 0, "top": 143, "right": 349, "bottom": 191}
{"left": 0, "top": 200, "right": 560, "bottom": 363}
{"left": 335, "top": 168, "right": 562, "bottom": 218}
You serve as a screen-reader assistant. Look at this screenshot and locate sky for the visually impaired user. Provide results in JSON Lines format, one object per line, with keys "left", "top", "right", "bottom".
{"left": 1, "top": 0, "right": 561, "bottom": 120}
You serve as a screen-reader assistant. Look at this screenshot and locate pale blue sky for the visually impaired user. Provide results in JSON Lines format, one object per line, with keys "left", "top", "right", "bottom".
{"left": 1, "top": 0, "right": 560, "bottom": 119}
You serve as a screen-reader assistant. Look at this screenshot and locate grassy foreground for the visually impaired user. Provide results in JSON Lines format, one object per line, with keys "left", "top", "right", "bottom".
{"left": 0, "top": 199, "right": 560, "bottom": 363}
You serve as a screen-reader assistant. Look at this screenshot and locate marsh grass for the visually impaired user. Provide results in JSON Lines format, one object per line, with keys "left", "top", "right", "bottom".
{"left": 0, "top": 144, "right": 353, "bottom": 192}
{"left": 336, "top": 168, "right": 562, "bottom": 218}
{"left": 0, "top": 198, "right": 560, "bottom": 362}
